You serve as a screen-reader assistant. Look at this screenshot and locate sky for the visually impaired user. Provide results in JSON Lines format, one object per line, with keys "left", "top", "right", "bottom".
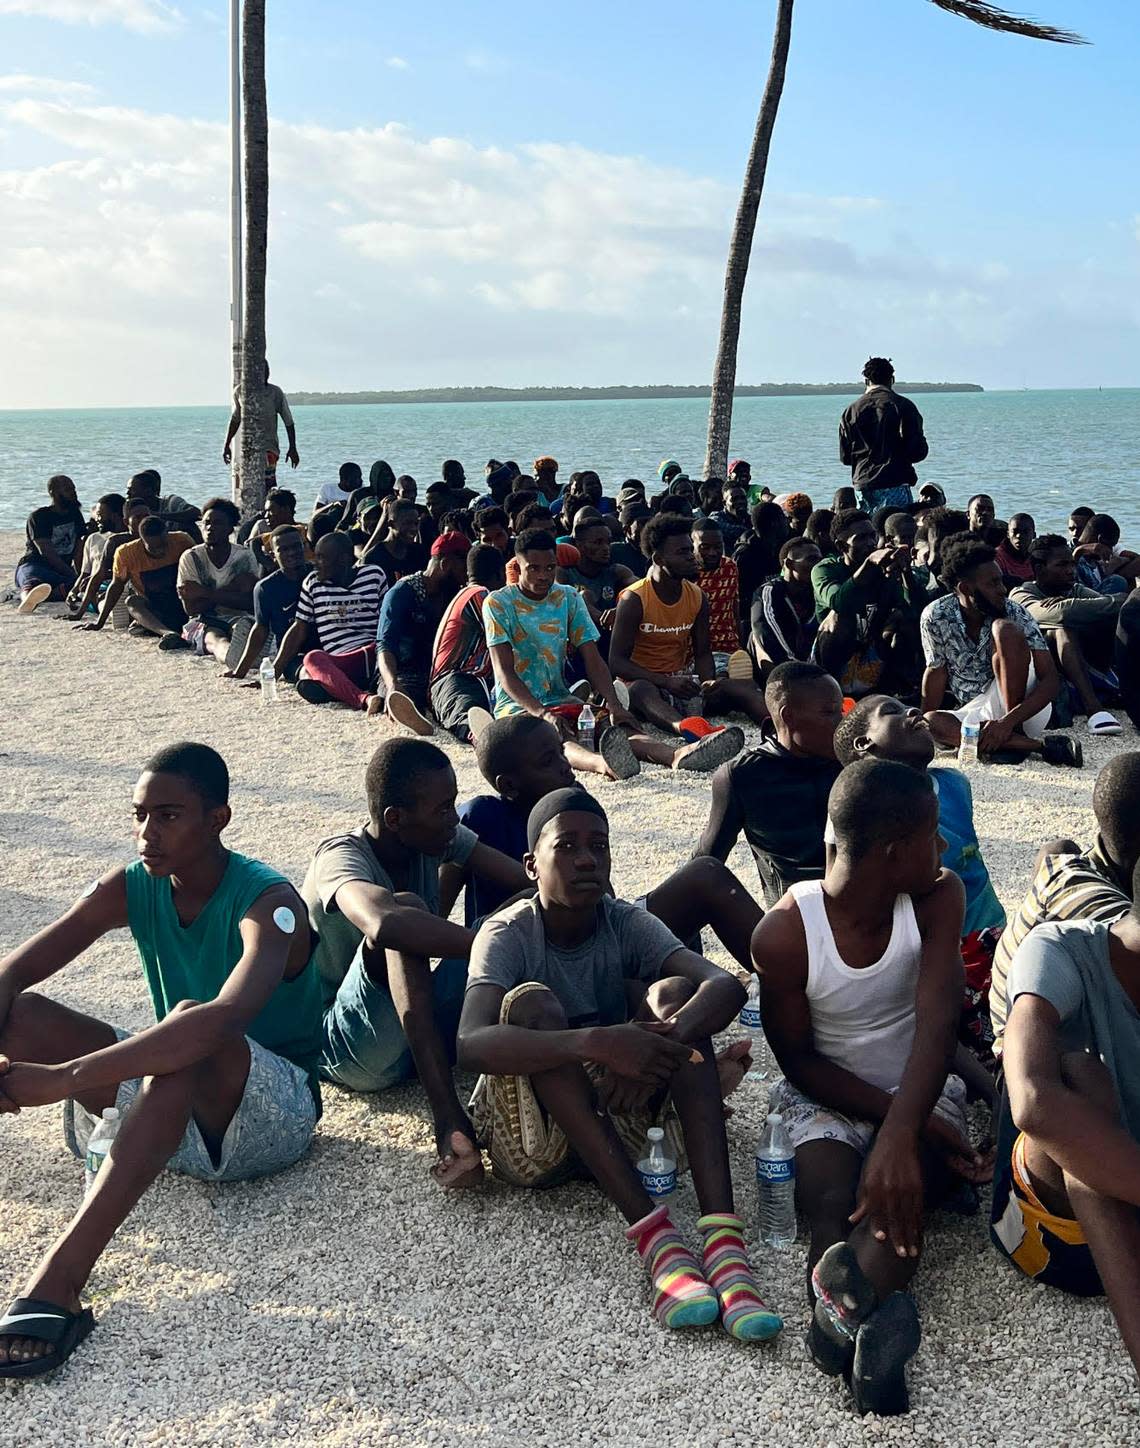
{"left": 1, "top": 0, "right": 1137, "bottom": 407}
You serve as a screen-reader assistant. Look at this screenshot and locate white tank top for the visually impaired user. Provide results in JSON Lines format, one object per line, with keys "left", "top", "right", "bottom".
{"left": 789, "top": 878, "right": 922, "bottom": 1092}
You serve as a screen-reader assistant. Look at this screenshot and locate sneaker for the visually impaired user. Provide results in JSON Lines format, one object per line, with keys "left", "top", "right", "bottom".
{"left": 386, "top": 690, "right": 434, "bottom": 736}
{"left": 158, "top": 631, "right": 192, "bottom": 652}
{"left": 467, "top": 706, "right": 494, "bottom": 739}
{"left": 851, "top": 1292, "right": 921, "bottom": 1417}
{"left": 1041, "top": 734, "right": 1083, "bottom": 768}
{"left": 17, "top": 583, "right": 52, "bottom": 615}
{"left": 297, "top": 678, "right": 332, "bottom": 704}
{"left": 726, "top": 648, "right": 754, "bottom": 681}
{"left": 598, "top": 726, "right": 640, "bottom": 780}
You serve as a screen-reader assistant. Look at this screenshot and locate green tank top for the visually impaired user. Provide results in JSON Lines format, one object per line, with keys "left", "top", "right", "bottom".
{"left": 125, "top": 851, "right": 324, "bottom": 1112}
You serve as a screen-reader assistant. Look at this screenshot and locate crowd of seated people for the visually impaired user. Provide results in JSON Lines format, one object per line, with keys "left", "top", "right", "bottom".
{"left": 7, "top": 450, "right": 1140, "bottom": 1407}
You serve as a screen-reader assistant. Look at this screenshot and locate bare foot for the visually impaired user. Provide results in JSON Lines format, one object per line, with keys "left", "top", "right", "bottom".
{"left": 430, "top": 1129, "right": 485, "bottom": 1191}
{"left": 717, "top": 1039, "right": 752, "bottom": 1099}
{"left": 364, "top": 694, "right": 386, "bottom": 717}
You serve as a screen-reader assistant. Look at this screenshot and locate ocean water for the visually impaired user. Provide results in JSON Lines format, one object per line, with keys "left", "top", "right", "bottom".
{"left": 0, "top": 388, "right": 1136, "bottom": 535}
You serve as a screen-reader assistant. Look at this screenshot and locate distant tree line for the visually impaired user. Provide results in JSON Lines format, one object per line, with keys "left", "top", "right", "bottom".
{"left": 290, "top": 382, "right": 984, "bottom": 407}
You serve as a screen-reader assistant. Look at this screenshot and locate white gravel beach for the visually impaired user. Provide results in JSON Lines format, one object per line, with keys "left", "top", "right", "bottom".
{"left": 1, "top": 528, "right": 1136, "bottom": 1447}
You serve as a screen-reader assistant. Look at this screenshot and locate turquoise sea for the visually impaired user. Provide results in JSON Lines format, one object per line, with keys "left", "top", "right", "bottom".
{"left": 0, "top": 388, "right": 1136, "bottom": 535}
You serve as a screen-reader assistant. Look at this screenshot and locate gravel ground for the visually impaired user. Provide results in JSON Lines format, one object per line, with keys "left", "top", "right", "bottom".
{"left": 1, "top": 530, "right": 1136, "bottom": 1446}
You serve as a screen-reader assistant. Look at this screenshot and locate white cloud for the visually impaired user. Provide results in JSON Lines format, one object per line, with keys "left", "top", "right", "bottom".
{"left": 0, "top": 73, "right": 97, "bottom": 97}
{"left": 385, "top": 56, "right": 410, "bottom": 71}
{"left": 0, "top": 91, "right": 1134, "bottom": 407}
{"left": 0, "top": 0, "right": 180, "bottom": 30}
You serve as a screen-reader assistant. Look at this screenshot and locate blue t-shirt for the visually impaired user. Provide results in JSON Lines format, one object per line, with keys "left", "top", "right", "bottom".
{"left": 376, "top": 573, "right": 435, "bottom": 677}
{"left": 458, "top": 794, "right": 528, "bottom": 926}
{"left": 930, "top": 767, "right": 1005, "bottom": 935}
{"left": 253, "top": 568, "right": 309, "bottom": 644}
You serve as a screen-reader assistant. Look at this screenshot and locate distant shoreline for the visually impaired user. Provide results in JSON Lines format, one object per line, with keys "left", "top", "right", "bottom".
{"left": 290, "top": 382, "right": 985, "bottom": 406}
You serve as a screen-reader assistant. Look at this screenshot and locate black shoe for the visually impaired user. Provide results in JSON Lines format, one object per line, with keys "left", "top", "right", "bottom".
{"left": 806, "top": 1300, "right": 855, "bottom": 1378}
{"left": 1041, "top": 734, "right": 1083, "bottom": 768}
{"left": 296, "top": 679, "right": 332, "bottom": 705}
{"left": 851, "top": 1292, "right": 921, "bottom": 1417}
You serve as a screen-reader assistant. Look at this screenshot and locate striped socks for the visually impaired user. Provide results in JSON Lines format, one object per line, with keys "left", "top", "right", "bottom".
{"left": 698, "top": 1213, "right": 784, "bottom": 1342}
{"left": 625, "top": 1204, "right": 719, "bottom": 1330}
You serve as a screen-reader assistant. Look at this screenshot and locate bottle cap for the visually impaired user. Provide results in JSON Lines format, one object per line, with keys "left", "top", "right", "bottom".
{"left": 647, "top": 1126, "right": 664, "bottom": 1141}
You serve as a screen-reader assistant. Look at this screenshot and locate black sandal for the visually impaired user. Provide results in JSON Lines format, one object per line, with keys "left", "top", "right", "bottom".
{"left": 0, "top": 1297, "right": 95, "bottom": 1380}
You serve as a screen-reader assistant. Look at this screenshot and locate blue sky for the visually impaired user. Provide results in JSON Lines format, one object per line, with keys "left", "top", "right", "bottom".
{"left": 1, "top": 0, "right": 1136, "bottom": 405}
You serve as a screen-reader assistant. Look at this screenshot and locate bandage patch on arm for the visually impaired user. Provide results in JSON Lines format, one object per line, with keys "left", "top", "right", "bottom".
{"left": 272, "top": 906, "right": 297, "bottom": 935}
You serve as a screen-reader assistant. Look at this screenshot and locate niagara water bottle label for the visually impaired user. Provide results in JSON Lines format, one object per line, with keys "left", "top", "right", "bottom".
{"left": 639, "top": 1167, "right": 677, "bottom": 1197}
{"left": 755, "top": 1155, "right": 794, "bottom": 1185}
{"left": 739, "top": 1001, "right": 761, "bottom": 1030}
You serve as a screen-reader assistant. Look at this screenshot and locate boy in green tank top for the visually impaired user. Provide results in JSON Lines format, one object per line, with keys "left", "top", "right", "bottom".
{"left": 0, "top": 742, "right": 323, "bottom": 1380}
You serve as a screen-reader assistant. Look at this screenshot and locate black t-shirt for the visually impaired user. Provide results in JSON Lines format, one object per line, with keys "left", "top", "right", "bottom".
{"left": 361, "top": 537, "right": 428, "bottom": 584}
{"left": 21, "top": 504, "right": 85, "bottom": 568}
{"left": 611, "top": 541, "right": 648, "bottom": 579}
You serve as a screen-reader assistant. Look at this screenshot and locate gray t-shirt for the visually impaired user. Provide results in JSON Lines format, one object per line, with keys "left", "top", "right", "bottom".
{"left": 176, "top": 541, "right": 259, "bottom": 619}
{"left": 301, "top": 823, "right": 478, "bottom": 1003}
{"left": 1007, "top": 919, "right": 1140, "bottom": 1137}
{"left": 466, "top": 896, "right": 683, "bottom": 1028}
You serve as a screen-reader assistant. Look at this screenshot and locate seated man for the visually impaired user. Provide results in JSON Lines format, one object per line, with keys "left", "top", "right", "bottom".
{"left": 0, "top": 743, "right": 323, "bottom": 1379}
{"left": 697, "top": 662, "right": 842, "bottom": 909}
{"left": 751, "top": 537, "right": 822, "bottom": 671}
{"left": 995, "top": 513, "right": 1036, "bottom": 587}
{"left": 990, "top": 751, "right": 1140, "bottom": 1059}
{"left": 82, "top": 516, "right": 195, "bottom": 649}
{"left": 609, "top": 515, "right": 767, "bottom": 733}
{"left": 709, "top": 478, "right": 750, "bottom": 552}
{"left": 451, "top": 716, "right": 763, "bottom": 998}
{"left": 457, "top": 788, "right": 782, "bottom": 1341}
{"left": 993, "top": 893, "right": 1140, "bottom": 1374}
{"left": 833, "top": 694, "right": 1006, "bottom": 1084}
{"left": 1073, "top": 513, "right": 1140, "bottom": 594}
{"left": 611, "top": 503, "right": 651, "bottom": 580}
{"left": 175, "top": 496, "right": 258, "bottom": 665}
{"left": 558, "top": 512, "right": 636, "bottom": 657}
{"left": 966, "top": 493, "right": 997, "bottom": 539}
{"left": 374, "top": 531, "right": 471, "bottom": 734}
{"left": 474, "top": 506, "right": 512, "bottom": 559}
{"left": 272, "top": 532, "right": 388, "bottom": 709}
{"left": 920, "top": 536, "right": 1079, "bottom": 766}
{"left": 429, "top": 543, "right": 507, "bottom": 744}
{"left": 67, "top": 494, "right": 125, "bottom": 615}
{"left": 125, "top": 468, "right": 200, "bottom": 536}
{"left": 224, "top": 524, "right": 313, "bottom": 684}
{"left": 757, "top": 759, "right": 988, "bottom": 1416}
{"left": 244, "top": 488, "right": 310, "bottom": 571}
{"left": 1010, "top": 534, "right": 1123, "bottom": 735}
{"left": 301, "top": 739, "right": 528, "bottom": 1188}
{"left": 693, "top": 518, "right": 753, "bottom": 672}
{"left": 69, "top": 497, "right": 153, "bottom": 622}
{"left": 812, "top": 509, "right": 924, "bottom": 698}
{"left": 361, "top": 498, "right": 429, "bottom": 582}
{"left": 15, "top": 473, "right": 86, "bottom": 610}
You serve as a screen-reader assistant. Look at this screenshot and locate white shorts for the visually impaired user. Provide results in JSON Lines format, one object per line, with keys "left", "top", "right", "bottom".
{"left": 771, "top": 1074, "right": 968, "bottom": 1156}
{"left": 951, "top": 664, "right": 1051, "bottom": 740}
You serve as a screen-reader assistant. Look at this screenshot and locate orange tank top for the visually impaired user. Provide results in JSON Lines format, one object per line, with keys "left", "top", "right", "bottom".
{"left": 625, "top": 576, "right": 702, "bottom": 674}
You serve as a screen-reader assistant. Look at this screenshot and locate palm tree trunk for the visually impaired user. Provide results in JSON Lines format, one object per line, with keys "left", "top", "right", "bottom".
{"left": 704, "top": 0, "right": 794, "bottom": 482}
{"left": 236, "top": 0, "right": 269, "bottom": 519}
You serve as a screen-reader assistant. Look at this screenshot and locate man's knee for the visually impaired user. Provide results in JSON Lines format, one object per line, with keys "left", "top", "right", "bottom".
{"left": 645, "top": 975, "right": 697, "bottom": 1017}
{"left": 506, "top": 985, "right": 567, "bottom": 1031}
{"left": 680, "top": 854, "right": 733, "bottom": 896}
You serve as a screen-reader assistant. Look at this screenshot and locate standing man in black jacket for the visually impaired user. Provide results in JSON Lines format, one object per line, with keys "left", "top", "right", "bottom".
{"left": 839, "top": 358, "right": 929, "bottom": 513}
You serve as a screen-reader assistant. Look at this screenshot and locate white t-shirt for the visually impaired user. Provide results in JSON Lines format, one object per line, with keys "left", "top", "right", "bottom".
{"left": 313, "top": 480, "right": 346, "bottom": 511}
{"left": 176, "top": 542, "right": 259, "bottom": 618}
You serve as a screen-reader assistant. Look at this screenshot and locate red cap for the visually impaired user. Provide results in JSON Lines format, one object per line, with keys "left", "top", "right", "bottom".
{"left": 431, "top": 530, "right": 471, "bottom": 559}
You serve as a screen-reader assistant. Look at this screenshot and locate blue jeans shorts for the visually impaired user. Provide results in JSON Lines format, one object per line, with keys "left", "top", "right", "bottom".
{"left": 320, "top": 945, "right": 468, "bottom": 1092}
{"left": 64, "top": 1031, "right": 318, "bottom": 1182}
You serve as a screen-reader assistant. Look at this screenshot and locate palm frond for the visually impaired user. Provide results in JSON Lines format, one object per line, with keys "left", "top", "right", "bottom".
{"left": 927, "top": 0, "right": 1088, "bottom": 44}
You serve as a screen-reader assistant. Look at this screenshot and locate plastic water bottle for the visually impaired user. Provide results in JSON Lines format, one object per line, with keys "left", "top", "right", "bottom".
{"left": 637, "top": 1126, "right": 676, "bottom": 1199}
{"left": 259, "top": 655, "right": 278, "bottom": 704}
{"left": 958, "top": 717, "right": 980, "bottom": 767}
{"left": 578, "top": 702, "right": 595, "bottom": 751}
{"left": 756, "top": 1111, "right": 796, "bottom": 1248}
{"left": 739, "top": 974, "right": 768, "bottom": 1081}
{"left": 85, "top": 1107, "right": 120, "bottom": 1193}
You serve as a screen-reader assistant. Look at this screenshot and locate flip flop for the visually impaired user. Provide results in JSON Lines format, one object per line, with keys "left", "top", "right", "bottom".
{"left": 0, "top": 1297, "right": 95, "bottom": 1380}
{"left": 598, "top": 726, "right": 641, "bottom": 780}
{"left": 612, "top": 678, "right": 631, "bottom": 710}
{"left": 1087, "top": 710, "right": 1122, "bottom": 736}
{"left": 16, "top": 583, "right": 52, "bottom": 615}
{"left": 726, "top": 648, "right": 754, "bottom": 681}
{"left": 568, "top": 679, "right": 593, "bottom": 703}
{"left": 1041, "top": 734, "right": 1083, "bottom": 768}
{"left": 386, "top": 691, "right": 434, "bottom": 736}
{"left": 674, "top": 725, "right": 745, "bottom": 772}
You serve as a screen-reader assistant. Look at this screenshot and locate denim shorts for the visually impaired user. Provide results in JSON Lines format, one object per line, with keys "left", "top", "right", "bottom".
{"left": 64, "top": 1032, "right": 318, "bottom": 1182}
{"left": 319, "top": 944, "right": 468, "bottom": 1093}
